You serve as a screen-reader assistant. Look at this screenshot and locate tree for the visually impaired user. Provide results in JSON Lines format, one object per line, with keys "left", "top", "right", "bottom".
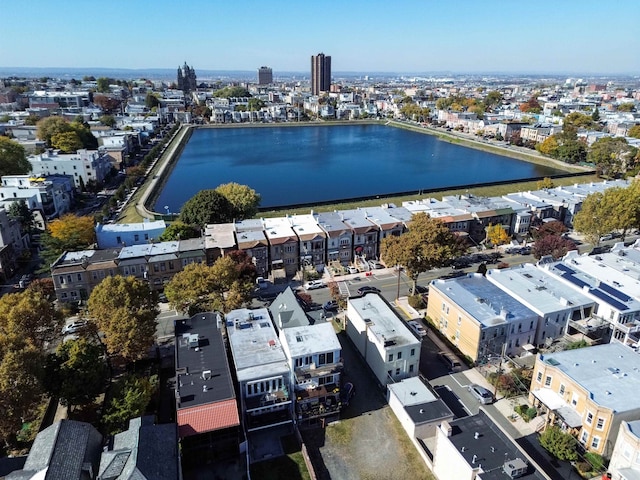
{"left": 44, "top": 338, "right": 107, "bottom": 410}
{"left": 93, "top": 94, "right": 122, "bottom": 114}
{"left": 51, "top": 131, "right": 83, "bottom": 153}
{"left": 532, "top": 220, "right": 567, "bottom": 240}
{"left": 158, "top": 221, "right": 200, "bottom": 241}
{"left": 7, "top": 199, "right": 34, "bottom": 233}
{"left": 37, "top": 116, "right": 73, "bottom": 145}
{"left": 536, "top": 177, "right": 555, "bottom": 190}
{"left": 179, "top": 189, "right": 236, "bottom": 227}
{"left": 145, "top": 93, "right": 160, "bottom": 109}
{"left": 533, "top": 235, "right": 577, "bottom": 259}
{"left": 573, "top": 192, "right": 612, "bottom": 245}
{"left": 591, "top": 108, "right": 600, "bottom": 122}
{"left": 588, "top": 137, "right": 635, "bottom": 177}
{"left": 380, "top": 213, "right": 467, "bottom": 294}
{"left": 96, "top": 77, "right": 112, "bottom": 93}
{"left": 0, "top": 346, "right": 45, "bottom": 447}
{"left": 164, "top": 253, "right": 254, "bottom": 315}
{"left": 617, "top": 103, "right": 635, "bottom": 112}
{"left": 48, "top": 214, "right": 96, "bottom": 247}
{"left": 485, "top": 91, "right": 503, "bottom": 109}
{"left": 0, "top": 136, "right": 31, "bottom": 177}
{"left": 519, "top": 96, "right": 541, "bottom": 114}
{"left": 215, "top": 182, "right": 261, "bottom": 219}
{"left": 247, "top": 98, "right": 265, "bottom": 111}
{"left": 27, "top": 278, "right": 56, "bottom": 301}
{"left": 100, "top": 115, "right": 116, "bottom": 127}
{"left": 102, "top": 374, "right": 157, "bottom": 435}
{"left": 564, "top": 112, "right": 596, "bottom": 130}
{"left": 87, "top": 276, "right": 159, "bottom": 362}
{"left": 486, "top": 224, "right": 510, "bottom": 247}
{"left": 629, "top": 125, "right": 640, "bottom": 139}
{"left": 213, "top": 86, "right": 251, "bottom": 98}
{"left": 539, "top": 426, "right": 578, "bottom": 461}
{"left": 0, "top": 289, "right": 63, "bottom": 349}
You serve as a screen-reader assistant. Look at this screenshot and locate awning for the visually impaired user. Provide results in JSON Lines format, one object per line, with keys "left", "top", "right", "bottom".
{"left": 271, "top": 259, "right": 284, "bottom": 265}
{"left": 532, "top": 388, "right": 582, "bottom": 428}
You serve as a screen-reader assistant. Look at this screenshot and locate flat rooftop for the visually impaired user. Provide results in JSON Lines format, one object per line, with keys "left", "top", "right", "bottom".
{"left": 446, "top": 410, "right": 546, "bottom": 480}
{"left": 281, "top": 322, "right": 340, "bottom": 358}
{"left": 175, "top": 312, "right": 235, "bottom": 409}
{"left": 431, "top": 274, "right": 536, "bottom": 327}
{"left": 486, "top": 263, "right": 595, "bottom": 315}
{"left": 225, "top": 308, "right": 290, "bottom": 383}
{"left": 540, "top": 342, "right": 640, "bottom": 413}
{"left": 348, "top": 293, "right": 420, "bottom": 347}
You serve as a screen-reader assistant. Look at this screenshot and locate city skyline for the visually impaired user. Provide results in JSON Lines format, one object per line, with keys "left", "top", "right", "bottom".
{"left": 1, "top": 0, "right": 639, "bottom": 75}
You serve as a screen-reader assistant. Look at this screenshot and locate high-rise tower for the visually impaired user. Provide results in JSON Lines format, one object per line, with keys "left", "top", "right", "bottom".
{"left": 257, "top": 66, "right": 273, "bottom": 85}
{"left": 311, "top": 53, "right": 331, "bottom": 95}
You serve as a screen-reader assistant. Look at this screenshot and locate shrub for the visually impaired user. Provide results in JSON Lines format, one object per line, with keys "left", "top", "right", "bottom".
{"left": 584, "top": 452, "right": 605, "bottom": 472}
{"left": 408, "top": 294, "right": 426, "bottom": 309}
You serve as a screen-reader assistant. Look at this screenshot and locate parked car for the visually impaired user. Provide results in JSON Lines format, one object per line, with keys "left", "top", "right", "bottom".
{"left": 347, "top": 266, "right": 359, "bottom": 274}
{"left": 368, "top": 260, "right": 384, "bottom": 270}
{"left": 438, "top": 352, "right": 462, "bottom": 372}
{"left": 468, "top": 383, "right": 494, "bottom": 405}
{"left": 600, "top": 234, "right": 613, "bottom": 242}
{"left": 341, "top": 382, "right": 355, "bottom": 406}
{"left": 357, "top": 286, "right": 381, "bottom": 295}
{"left": 62, "top": 320, "right": 87, "bottom": 335}
{"left": 407, "top": 320, "right": 427, "bottom": 337}
{"left": 304, "top": 280, "right": 325, "bottom": 290}
{"left": 323, "top": 300, "right": 339, "bottom": 311}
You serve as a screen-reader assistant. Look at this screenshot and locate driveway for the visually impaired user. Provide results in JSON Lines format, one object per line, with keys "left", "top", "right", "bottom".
{"left": 302, "top": 329, "right": 434, "bottom": 480}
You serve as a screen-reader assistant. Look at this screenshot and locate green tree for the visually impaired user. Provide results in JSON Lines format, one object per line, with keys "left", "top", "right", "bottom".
{"left": 96, "top": 77, "right": 112, "bottom": 93}
{"left": 102, "top": 374, "right": 157, "bottom": 435}
{"left": 591, "top": 108, "right": 600, "bottom": 122}
{"left": 51, "top": 131, "right": 83, "bottom": 153}
{"left": 588, "top": 137, "right": 635, "bottom": 177}
{"left": 164, "top": 253, "right": 255, "bottom": 314}
{"left": 564, "top": 112, "right": 596, "bottom": 130}
{"left": 0, "top": 136, "right": 31, "bottom": 177}
{"left": 145, "top": 93, "right": 160, "bottom": 109}
{"left": 7, "top": 199, "right": 34, "bottom": 233}
{"left": 539, "top": 426, "right": 578, "bottom": 461}
{"left": 37, "top": 116, "right": 72, "bottom": 145}
{"left": 573, "top": 192, "right": 612, "bottom": 245}
{"left": 215, "top": 182, "right": 261, "bottom": 219}
{"left": 629, "top": 125, "right": 640, "bottom": 139}
{"left": 100, "top": 115, "right": 116, "bottom": 127}
{"left": 380, "top": 212, "right": 467, "bottom": 294}
{"left": 213, "top": 86, "right": 251, "bottom": 98}
{"left": 179, "top": 189, "right": 236, "bottom": 227}
{"left": 617, "top": 103, "right": 635, "bottom": 112}
{"left": 158, "top": 221, "right": 200, "bottom": 241}
{"left": 87, "top": 276, "right": 159, "bottom": 362}
{"left": 485, "top": 91, "right": 503, "bottom": 109}
{"left": 247, "top": 98, "right": 265, "bottom": 111}
{"left": 44, "top": 338, "right": 107, "bottom": 411}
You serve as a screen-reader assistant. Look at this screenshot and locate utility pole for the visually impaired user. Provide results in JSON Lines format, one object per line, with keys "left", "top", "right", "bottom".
{"left": 493, "top": 342, "right": 507, "bottom": 399}
{"left": 396, "top": 264, "right": 401, "bottom": 300}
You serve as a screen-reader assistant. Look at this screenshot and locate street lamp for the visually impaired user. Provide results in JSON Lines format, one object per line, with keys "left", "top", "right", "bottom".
{"left": 164, "top": 205, "right": 170, "bottom": 217}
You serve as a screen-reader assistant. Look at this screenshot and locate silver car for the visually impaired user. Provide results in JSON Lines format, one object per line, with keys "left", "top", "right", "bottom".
{"left": 468, "top": 383, "right": 494, "bottom": 405}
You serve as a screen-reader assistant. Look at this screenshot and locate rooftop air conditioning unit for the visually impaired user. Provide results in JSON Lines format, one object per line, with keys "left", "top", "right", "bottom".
{"left": 503, "top": 458, "right": 528, "bottom": 478}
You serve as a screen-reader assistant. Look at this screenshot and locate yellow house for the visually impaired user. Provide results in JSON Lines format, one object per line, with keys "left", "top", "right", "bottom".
{"left": 530, "top": 343, "right": 640, "bottom": 457}
{"left": 426, "top": 274, "right": 538, "bottom": 362}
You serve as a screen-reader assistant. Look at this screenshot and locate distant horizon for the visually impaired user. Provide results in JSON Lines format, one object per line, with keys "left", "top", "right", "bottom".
{"left": 2, "top": 1, "right": 638, "bottom": 76}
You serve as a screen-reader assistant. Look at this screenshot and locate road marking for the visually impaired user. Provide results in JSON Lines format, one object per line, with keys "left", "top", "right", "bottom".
{"left": 449, "top": 374, "right": 469, "bottom": 389}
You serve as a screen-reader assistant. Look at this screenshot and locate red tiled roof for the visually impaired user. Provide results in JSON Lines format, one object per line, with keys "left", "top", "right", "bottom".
{"left": 177, "top": 399, "right": 239, "bottom": 438}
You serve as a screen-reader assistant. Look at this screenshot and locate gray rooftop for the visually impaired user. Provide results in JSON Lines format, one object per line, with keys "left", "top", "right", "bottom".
{"left": 118, "top": 242, "right": 179, "bottom": 260}
{"left": 431, "top": 273, "right": 537, "bottom": 327}
{"left": 281, "top": 322, "right": 340, "bottom": 358}
{"left": 315, "top": 211, "right": 351, "bottom": 236}
{"left": 540, "top": 342, "right": 640, "bottom": 412}
{"left": 269, "top": 287, "right": 313, "bottom": 330}
{"left": 388, "top": 376, "right": 455, "bottom": 425}
{"left": 175, "top": 312, "right": 235, "bottom": 409}
{"left": 226, "top": 308, "right": 290, "bottom": 383}
{"left": 446, "top": 410, "right": 545, "bottom": 480}
{"left": 486, "top": 263, "right": 595, "bottom": 316}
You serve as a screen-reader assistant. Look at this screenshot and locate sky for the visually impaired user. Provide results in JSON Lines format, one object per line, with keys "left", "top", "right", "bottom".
{"left": 1, "top": 0, "right": 639, "bottom": 75}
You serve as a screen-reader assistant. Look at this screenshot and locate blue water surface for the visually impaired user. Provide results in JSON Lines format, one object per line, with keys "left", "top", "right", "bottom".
{"left": 153, "top": 125, "right": 564, "bottom": 211}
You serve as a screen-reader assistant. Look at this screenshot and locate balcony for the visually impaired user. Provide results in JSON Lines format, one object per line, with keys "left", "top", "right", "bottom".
{"left": 296, "top": 383, "right": 339, "bottom": 402}
{"left": 245, "top": 388, "right": 290, "bottom": 412}
{"left": 294, "top": 361, "right": 343, "bottom": 383}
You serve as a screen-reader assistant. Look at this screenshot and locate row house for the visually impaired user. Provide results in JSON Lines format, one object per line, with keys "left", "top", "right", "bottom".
{"left": 225, "top": 308, "right": 294, "bottom": 440}
{"left": 520, "top": 124, "right": 562, "bottom": 143}
{"left": 279, "top": 322, "right": 343, "bottom": 423}
{"left": 530, "top": 343, "right": 640, "bottom": 457}
{"left": 608, "top": 420, "right": 640, "bottom": 479}
{"left": 288, "top": 214, "right": 326, "bottom": 270}
{"left": 203, "top": 223, "right": 236, "bottom": 265}
{"left": 427, "top": 273, "right": 539, "bottom": 362}
{"left": 315, "top": 211, "right": 353, "bottom": 266}
{"left": 28, "top": 149, "right": 112, "bottom": 189}
{"left": 262, "top": 217, "right": 299, "bottom": 278}
{"left": 51, "top": 249, "right": 120, "bottom": 303}
{"left": 539, "top": 252, "right": 640, "bottom": 345}
{"left": 346, "top": 293, "right": 422, "bottom": 386}
{"left": 0, "top": 174, "right": 75, "bottom": 223}
{"left": 235, "top": 219, "right": 269, "bottom": 277}
{"left": 27, "top": 90, "right": 90, "bottom": 110}
{"left": 363, "top": 206, "right": 406, "bottom": 241}
{"left": 0, "top": 207, "right": 27, "bottom": 282}
{"left": 442, "top": 194, "right": 516, "bottom": 244}
{"left": 340, "top": 209, "right": 379, "bottom": 261}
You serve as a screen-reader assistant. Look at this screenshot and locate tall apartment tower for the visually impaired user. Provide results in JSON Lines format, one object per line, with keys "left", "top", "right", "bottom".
{"left": 257, "top": 66, "right": 273, "bottom": 85}
{"left": 311, "top": 53, "right": 331, "bottom": 95}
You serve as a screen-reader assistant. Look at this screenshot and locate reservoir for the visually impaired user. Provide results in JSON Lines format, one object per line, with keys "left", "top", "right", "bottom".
{"left": 153, "top": 124, "right": 565, "bottom": 212}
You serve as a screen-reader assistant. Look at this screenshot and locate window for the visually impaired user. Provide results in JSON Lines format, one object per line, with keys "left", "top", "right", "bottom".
{"left": 326, "top": 352, "right": 334, "bottom": 364}
{"left": 295, "top": 358, "right": 302, "bottom": 367}
{"left": 536, "top": 371, "right": 542, "bottom": 382}
{"left": 591, "top": 436, "right": 600, "bottom": 449}
{"left": 571, "top": 393, "right": 578, "bottom": 406}
{"left": 559, "top": 384, "right": 565, "bottom": 395}
{"left": 134, "top": 234, "right": 139, "bottom": 241}
{"left": 387, "top": 370, "right": 392, "bottom": 378}
{"left": 580, "top": 430, "right": 588, "bottom": 444}
{"left": 395, "top": 368, "right": 400, "bottom": 376}
{"left": 410, "top": 348, "right": 415, "bottom": 356}
{"left": 77, "top": 273, "right": 82, "bottom": 281}
{"left": 388, "top": 353, "right": 393, "bottom": 362}
{"left": 586, "top": 412, "right": 593, "bottom": 425}
{"left": 409, "top": 364, "right": 414, "bottom": 373}
{"left": 596, "top": 418, "right": 605, "bottom": 430}
{"left": 318, "top": 353, "right": 326, "bottom": 365}
{"left": 544, "top": 375, "right": 551, "bottom": 387}
{"left": 397, "top": 351, "right": 402, "bottom": 360}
